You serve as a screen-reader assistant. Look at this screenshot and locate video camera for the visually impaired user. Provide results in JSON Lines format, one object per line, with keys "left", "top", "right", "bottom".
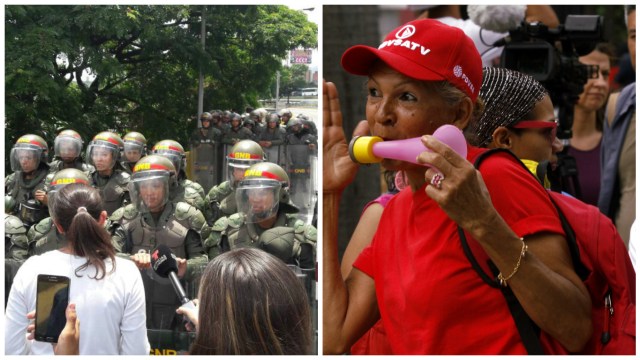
{"left": 500, "top": 15, "right": 604, "bottom": 139}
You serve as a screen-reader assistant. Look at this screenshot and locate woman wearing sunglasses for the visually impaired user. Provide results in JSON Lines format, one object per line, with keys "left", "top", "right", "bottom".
{"left": 467, "top": 66, "right": 563, "bottom": 187}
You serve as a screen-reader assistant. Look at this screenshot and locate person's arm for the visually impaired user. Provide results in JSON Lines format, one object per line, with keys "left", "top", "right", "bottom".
{"left": 323, "top": 80, "right": 382, "bottom": 354}
{"left": 340, "top": 203, "right": 384, "bottom": 279}
{"left": 525, "top": 5, "right": 560, "bottom": 28}
{"left": 418, "top": 135, "right": 592, "bottom": 352}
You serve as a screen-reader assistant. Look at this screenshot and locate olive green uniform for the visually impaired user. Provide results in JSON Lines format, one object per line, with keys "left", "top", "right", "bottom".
{"left": 5, "top": 214, "right": 30, "bottom": 261}
{"left": 5, "top": 167, "right": 50, "bottom": 227}
{"left": 90, "top": 169, "right": 130, "bottom": 215}
{"left": 110, "top": 201, "right": 208, "bottom": 330}
{"left": 206, "top": 210, "right": 316, "bottom": 269}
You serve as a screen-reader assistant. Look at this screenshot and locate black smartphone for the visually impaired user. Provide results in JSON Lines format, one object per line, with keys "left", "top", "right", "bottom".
{"left": 34, "top": 274, "right": 70, "bottom": 343}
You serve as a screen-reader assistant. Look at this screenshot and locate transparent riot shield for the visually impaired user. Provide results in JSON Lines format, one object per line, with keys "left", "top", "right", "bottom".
{"left": 144, "top": 262, "right": 204, "bottom": 354}
{"left": 286, "top": 143, "right": 316, "bottom": 224}
{"left": 262, "top": 144, "right": 286, "bottom": 168}
{"left": 287, "top": 264, "right": 318, "bottom": 355}
{"left": 190, "top": 142, "right": 221, "bottom": 194}
{"left": 220, "top": 144, "right": 233, "bottom": 186}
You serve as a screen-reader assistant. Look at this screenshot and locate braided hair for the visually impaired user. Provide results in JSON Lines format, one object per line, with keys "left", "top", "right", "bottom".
{"left": 467, "top": 67, "right": 548, "bottom": 147}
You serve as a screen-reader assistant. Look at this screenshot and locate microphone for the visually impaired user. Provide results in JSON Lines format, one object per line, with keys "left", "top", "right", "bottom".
{"left": 348, "top": 124, "right": 467, "bottom": 166}
{"left": 150, "top": 244, "right": 190, "bottom": 304}
{"left": 467, "top": 5, "right": 526, "bottom": 33}
{"left": 150, "top": 245, "right": 197, "bottom": 328}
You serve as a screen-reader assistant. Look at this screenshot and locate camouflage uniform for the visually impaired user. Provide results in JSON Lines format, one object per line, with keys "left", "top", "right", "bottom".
{"left": 110, "top": 201, "right": 209, "bottom": 330}
{"left": 5, "top": 214, "right": 30, "bottom": 261}
{"left": 206, "top": 211, "right": 316, "bottom": 269}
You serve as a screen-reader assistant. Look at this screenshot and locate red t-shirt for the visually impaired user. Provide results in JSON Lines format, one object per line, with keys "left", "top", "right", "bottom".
{"left": 353, "top": 146, "right": 566, "bottom": 354}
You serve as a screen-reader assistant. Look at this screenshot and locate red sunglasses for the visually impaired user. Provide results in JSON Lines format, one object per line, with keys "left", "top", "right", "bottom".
{"left": 510, "top": 120, "right": 558, "bottom": 143}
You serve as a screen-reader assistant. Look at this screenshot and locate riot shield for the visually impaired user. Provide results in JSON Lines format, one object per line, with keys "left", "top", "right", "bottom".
{"left": 286, "top": 143, "right": 316, "bottom": 223}
{"left": 144, "top": 262, "right": 204, "bottom": 354}
{"left": 220, "top": 144, "right": 234, "bottom": 186}
{"left": 287, "top": 264, "right": 318, "bottom": 355}
{"left": 190, "top": 142, "right": 221, "bottom": 194}
{"left": 262, "top": 144, "right": 287, "bottom": 169}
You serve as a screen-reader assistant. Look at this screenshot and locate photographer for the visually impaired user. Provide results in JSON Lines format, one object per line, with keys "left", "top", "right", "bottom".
{"left": 565, "top": 43, "right": 615, "bottom": 206}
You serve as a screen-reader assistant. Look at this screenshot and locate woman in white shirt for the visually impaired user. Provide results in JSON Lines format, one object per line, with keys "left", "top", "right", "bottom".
{"left": 5, "top": 184, "right": 149, "bottom": 355}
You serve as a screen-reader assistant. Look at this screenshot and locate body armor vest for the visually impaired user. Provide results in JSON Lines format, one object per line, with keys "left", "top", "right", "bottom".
{"left": 92, "top": 170, "right": 129, "bottom": 215}
{"left": 118, "top": 202, "right": 195, "bottom": 330}
{"left": 29, "top": 217, "right": 68, "bottom": 257}
{"left": 7, "top": 168, "right": 49, "bottom": 227}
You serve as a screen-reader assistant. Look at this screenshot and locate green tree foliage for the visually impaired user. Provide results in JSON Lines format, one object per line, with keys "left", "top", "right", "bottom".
{"left": 5, "top": 5, "right": 317, "bottom": 169}
{"left": 279, "top": 64, "right": 313, "bottom": 98}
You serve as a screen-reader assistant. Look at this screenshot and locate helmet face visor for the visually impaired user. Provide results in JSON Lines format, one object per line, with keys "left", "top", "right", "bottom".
{"left": 227, "top": 159, "right": 261, "bottom": 187}
{"left": 129, "top": 171, "right": 170, "bottom": 213}
{"left": 54, "top": 137, "right": 82, "bottom": 161}
{"left": 124, "top": 142, "right": 145, "bottom": 163}
{"left": 10, "top": 145, "right": 43, "bottom": 173}
{"left": 153, "top": 150, "right": 182, "bottom": 173}
{"left": 235, "top": 179, "right": 281, "bottom": 223}
{"left": 87, "top": 142, "right": 119, "bottom": 170}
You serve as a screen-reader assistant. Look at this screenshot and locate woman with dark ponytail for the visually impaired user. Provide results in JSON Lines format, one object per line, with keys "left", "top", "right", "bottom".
{"left": 5, "top": 184, "right": 149, "bottom": 355}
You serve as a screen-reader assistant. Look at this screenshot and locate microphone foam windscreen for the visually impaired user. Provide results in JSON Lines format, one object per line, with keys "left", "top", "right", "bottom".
{"left": 150, "top": 244, "right": 178, "bottom": 277}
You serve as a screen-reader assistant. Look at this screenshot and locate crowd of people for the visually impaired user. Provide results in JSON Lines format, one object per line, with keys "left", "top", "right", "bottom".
{"left": 5, "top": 109, "right": 317, "bottom": 355}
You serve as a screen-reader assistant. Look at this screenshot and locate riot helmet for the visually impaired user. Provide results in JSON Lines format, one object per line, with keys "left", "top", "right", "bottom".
{"left": 267, "top": 113, "right": 280, "bottom": 128}
{"left": 230, "top": 113, "right": 242, "bottom": 129}
{"left": 226, "top": 140, "right": 265, "bottom": 187}
{"left": 129, "top": 155, "right": 176, "bottom": 214}
{"left": 236, "top": 162, "right": 297, "bottom": 223}
{"left": 54, "top": 129, "right": 83, "bottom": 163}
{"left": 10, "top": 134, "right": 49, "bottom": 173}
{"left": 243, "top": 118, "right": 255, "bottom": 130}
{"left": 123, "top": 131, "right": 147, "bottom": 164}
{"left": 287, "top": 118, "right": 303, "bottom": 134}
{"left": 278, "top": 108, "right": 293, "bottom": 125}
{"left": 86, "top": 132, "right": 124, "bottom": 171}
{"left": 222, "top": 110, "right": 232, "bottom": 123}
{"left": 200, "top": 112, "right": 213, "bottom": 128}
{"left": 47, "top": 168, "right": 90, "bottom": 215}
{"left": 210, "top": 110, "right": 222, "bottom": 124}
{"left": 249, "top": 110, "right": 261, "bottom": 122}
{"left": 151, "top": 139, "right": 186, "bottom": 174}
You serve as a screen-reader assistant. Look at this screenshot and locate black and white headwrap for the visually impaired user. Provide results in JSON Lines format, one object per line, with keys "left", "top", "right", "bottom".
{"left": 469, "top": 67, "right": 548, "bottom": 147}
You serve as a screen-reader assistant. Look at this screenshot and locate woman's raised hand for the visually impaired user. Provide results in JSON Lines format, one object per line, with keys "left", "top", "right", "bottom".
{"left": 323, "top": 80, "right": 369, "bottom": 193}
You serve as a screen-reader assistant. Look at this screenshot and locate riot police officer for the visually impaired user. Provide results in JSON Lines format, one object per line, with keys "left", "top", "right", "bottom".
{"left": 222, "top": 113, "right": 254, "bottom": 145}
{"left": 27, "top": 168, "right": 91, "bottom": 257}
{"left": 6, "top": 134, "right": 51, "bottom": 227}
{"left": 206, "top": 162, "right": 316, "bottom": 270}
{"left": 278, "top": 108, "right": 293, "bottom": 128}
{"left": 190, "top": 112, "right": 222, "bottom": 146}
{"left": 258, "top": 113, "right": 286, "bottom": 165}
{"left": 86, "top": 131, "right": 130, "bottom": 215}
{"left": 121, "top": 131, "right": 147, "bottom": 175}
{"left": 285, "top": 119, "right": 317, "bottom": 211}
{"left": 109, "top": 155, "right": 208, "bottom": 330}
{"left": 205, "top": 140, "right": 265, "bottom": 224}
{"left": 48, "top": 129, "right": 94, "bottom": 174}
{"left": 151, "top": 140, "right": 207, "bottom": 214}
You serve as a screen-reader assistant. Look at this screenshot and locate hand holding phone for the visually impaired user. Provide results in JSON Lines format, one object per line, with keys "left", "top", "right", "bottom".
{"left": 35, "top": 274, "right": 70, "bottom": 343}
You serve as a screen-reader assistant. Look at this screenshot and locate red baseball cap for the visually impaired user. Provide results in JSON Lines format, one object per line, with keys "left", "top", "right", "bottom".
{"left": 341, "top": 19, "right": 482, "bottom": 102}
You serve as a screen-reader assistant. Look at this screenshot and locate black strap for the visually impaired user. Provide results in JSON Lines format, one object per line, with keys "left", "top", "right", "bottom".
{"left": 459, "top": 226, "right": 544, "bottom": 354}
{"left": 457, "top": 148, "right": 570, "bottom": 354}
